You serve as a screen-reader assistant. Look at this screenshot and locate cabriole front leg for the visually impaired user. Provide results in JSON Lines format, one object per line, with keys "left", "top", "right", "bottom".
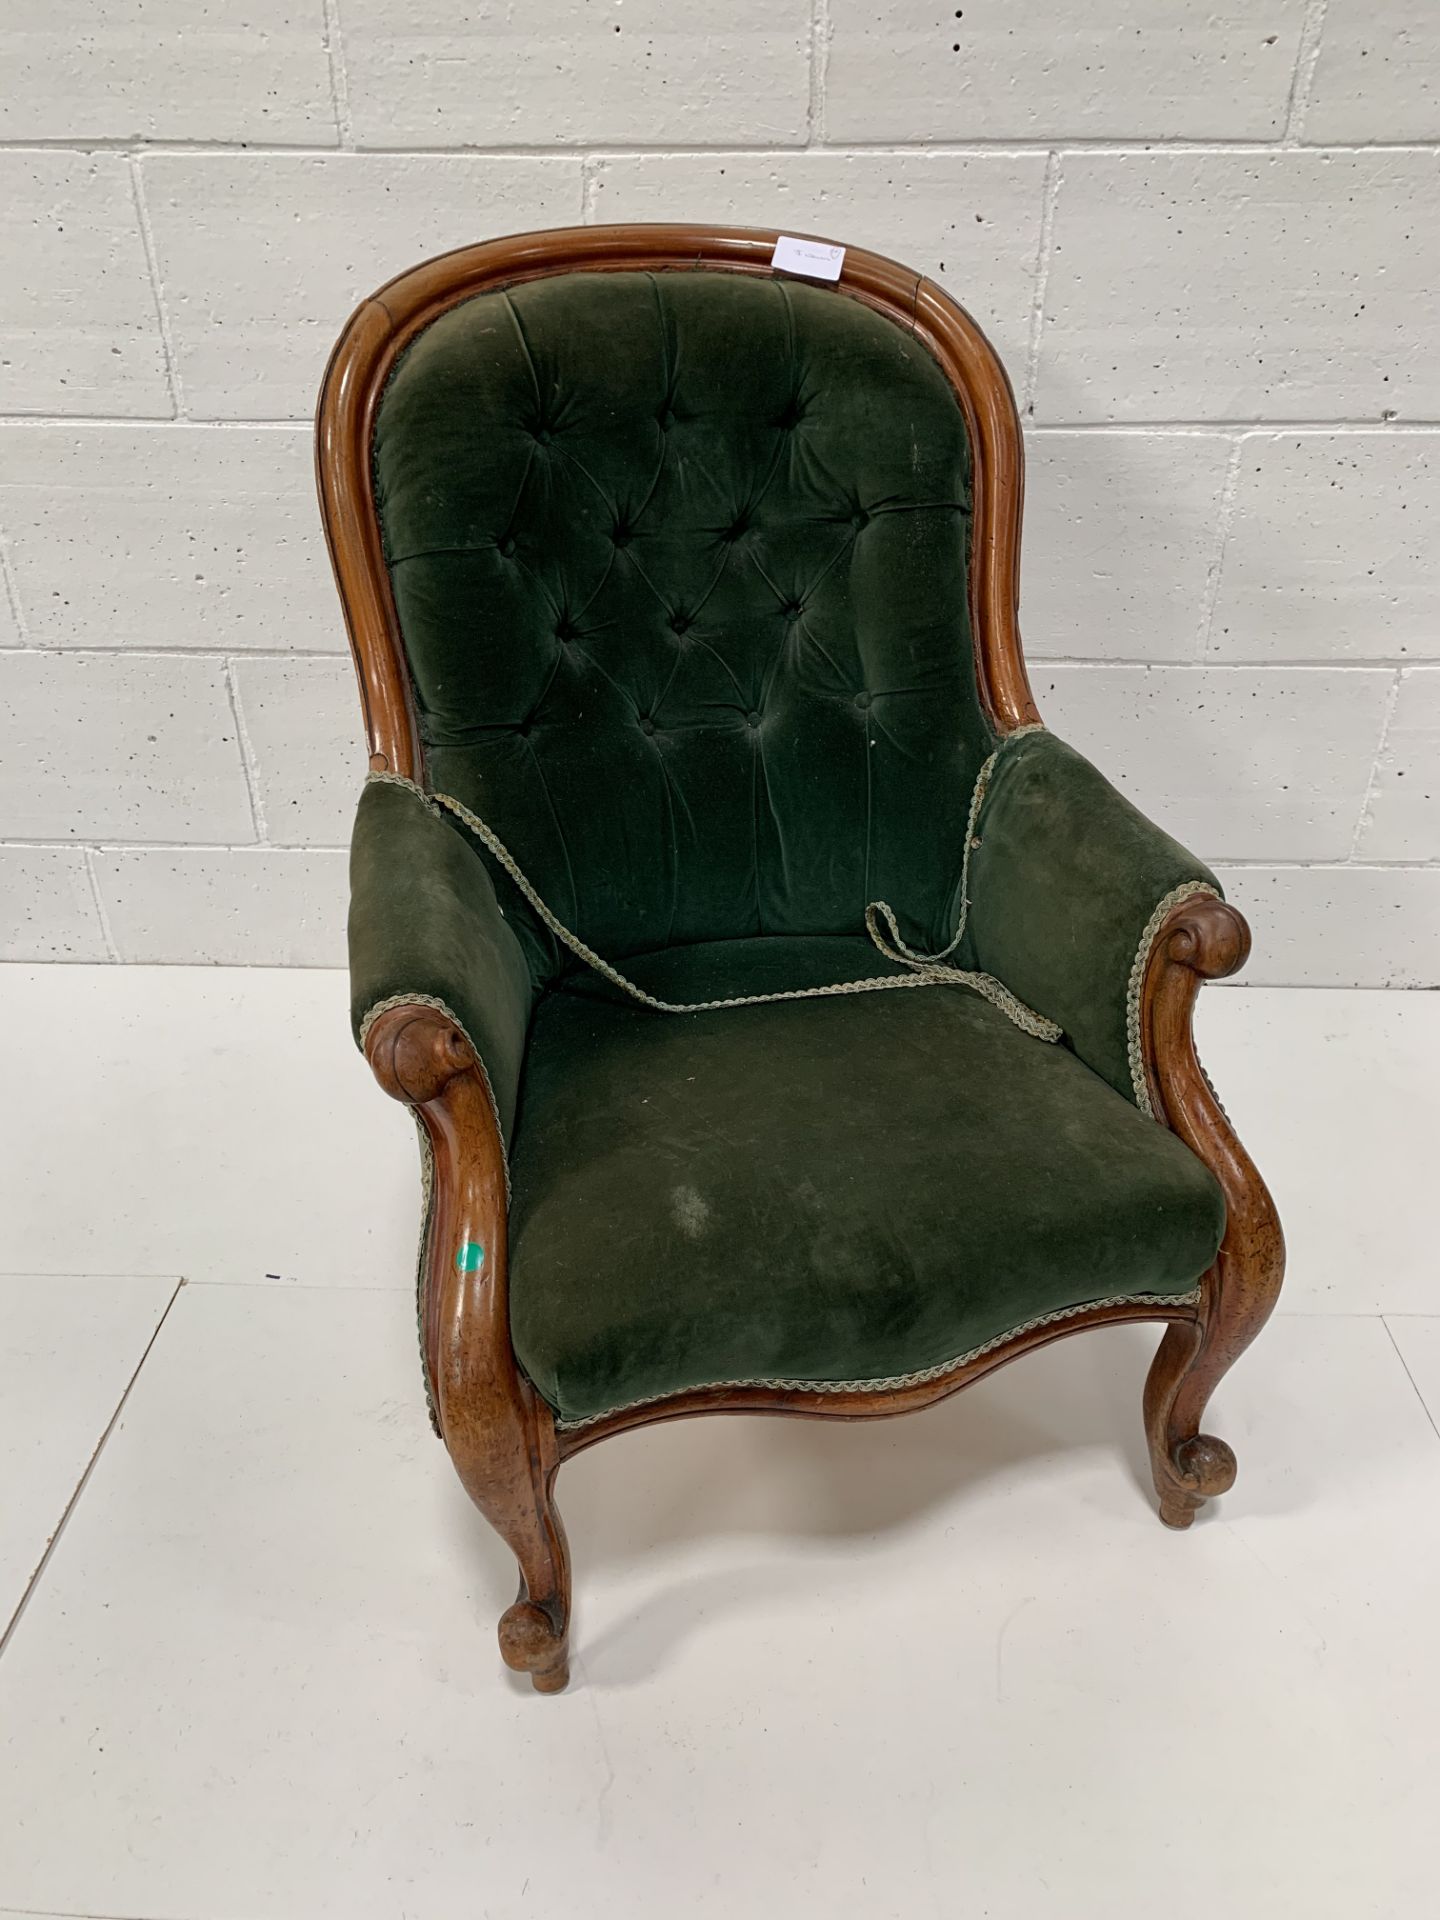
{"left": 366, "top": 1004, "right": 572, "bottom": 1692}
{"left": 1138, "top": 894, "right": 1285, "bottom": 1529}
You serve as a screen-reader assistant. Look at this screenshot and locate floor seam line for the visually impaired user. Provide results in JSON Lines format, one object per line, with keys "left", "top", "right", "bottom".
{"left": 1381, "top": 1316, "right": 1440, "bottom": 1443}
{"left": 0, "top": 1280, "right": 186, "bottom": 1664}
{"left": 0, "top": 1905, "right": 177, "bottom": 1919}
{"left": 181, "top": 1277, "right": 402, "bottom": 1293}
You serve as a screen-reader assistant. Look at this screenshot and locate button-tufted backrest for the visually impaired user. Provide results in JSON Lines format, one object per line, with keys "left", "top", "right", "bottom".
{"left": 372, "top": 267, "right": 995, "bottom": 961}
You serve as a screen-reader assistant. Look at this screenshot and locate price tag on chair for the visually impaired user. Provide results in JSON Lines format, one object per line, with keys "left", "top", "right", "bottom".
{"left": 770, "top": 235, "right": 846, "bottom": 281}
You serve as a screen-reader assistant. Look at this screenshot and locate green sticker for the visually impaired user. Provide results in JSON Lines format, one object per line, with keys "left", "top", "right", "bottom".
{"left": 455, "top": 1240, "right": 486, "bottom": 1272}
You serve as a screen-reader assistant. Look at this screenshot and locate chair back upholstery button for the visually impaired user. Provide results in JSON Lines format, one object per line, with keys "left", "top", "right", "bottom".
{"left": 371, "top": 267, "right": 984, "bottom": 959}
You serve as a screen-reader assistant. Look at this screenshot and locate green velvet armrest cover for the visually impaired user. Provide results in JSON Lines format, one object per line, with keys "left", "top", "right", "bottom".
{"left": 348, "top": 777, "right": 535, "bottom": 1143}
{"left": 964, "top": 730, "right": 1220, "bottom": 1106}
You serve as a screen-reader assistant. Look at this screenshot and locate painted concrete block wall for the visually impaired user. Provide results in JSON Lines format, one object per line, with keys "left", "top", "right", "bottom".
{"left": 1, "top": 0, "right": 1437, "bottom": 984}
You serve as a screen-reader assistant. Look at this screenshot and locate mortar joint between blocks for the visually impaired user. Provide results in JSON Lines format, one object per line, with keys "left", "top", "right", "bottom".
{"left": 126, "top": 154, "right": 185, "bottom": 421}
{"left": 1348, "top": 672, "right": 1404, "bottom": 862}
{"left": 580, "top": 156, "right": 602, "bottom": 222}
{"left": 1282, "top": 0, "right": 1332, "bottom": 147}
{"left": 0, "top": 531, "right": 30, "bottom": 646}
{"left": 6, "top": 138, "right": 1440, "bottom": 160}
{"left": 223, "top": 660, "right": 270, "bottom": 846}
{"left": 80, "top": 846, "right": 122, "bottom": 962}
{"left": 806, "top": 0, "right": 832, "bottom": 149}
{"left": 1021, "top": 151, "right": 1062, "bottom": 418}
{"left": 320, "top": 0, "right": 356, "bottom": 151}
{"left": 1195, "top": 435, "right": 1246, "bottom": 660}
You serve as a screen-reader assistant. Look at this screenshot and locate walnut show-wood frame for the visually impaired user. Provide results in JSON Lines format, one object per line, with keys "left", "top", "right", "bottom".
{"left": 317, "top": 224, "right": 1285, "bottom": 1694}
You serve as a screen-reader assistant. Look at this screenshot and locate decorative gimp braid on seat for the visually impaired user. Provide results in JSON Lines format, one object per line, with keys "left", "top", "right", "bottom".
{"left": 366, "top": 724, "right": 1063, "bottom": 1044}
{"left": 551, "top": 1285, "right": 1204, "bottom": 1432}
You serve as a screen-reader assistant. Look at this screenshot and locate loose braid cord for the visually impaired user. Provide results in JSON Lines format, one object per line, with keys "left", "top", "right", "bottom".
{"left": 393, "top": 740, "right": 1061, "bottom": 1043}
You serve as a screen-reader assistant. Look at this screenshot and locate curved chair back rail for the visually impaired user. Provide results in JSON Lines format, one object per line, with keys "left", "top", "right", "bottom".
{"left": 316, "top": 222, "right": 1039, "bottom": 802}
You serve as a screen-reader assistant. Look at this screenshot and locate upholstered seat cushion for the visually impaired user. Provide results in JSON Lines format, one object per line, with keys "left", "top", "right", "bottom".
{"left": 507, "top": 937, "right": 1226, "bottom": 1425}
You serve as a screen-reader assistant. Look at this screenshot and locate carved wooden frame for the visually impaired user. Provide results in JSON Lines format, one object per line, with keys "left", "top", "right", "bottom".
{"left": 317, "top": 224, "right": 1284, "bottom": 1692}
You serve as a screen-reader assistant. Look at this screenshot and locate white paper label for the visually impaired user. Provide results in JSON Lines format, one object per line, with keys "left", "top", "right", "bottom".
{"left": 770, "top": 235, "right": 845, "bottom": 282}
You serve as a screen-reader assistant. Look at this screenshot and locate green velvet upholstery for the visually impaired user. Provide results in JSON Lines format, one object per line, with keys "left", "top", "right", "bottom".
{"left": 349, "top": 776, "right": 534, "bottom": 1142}
{"left": 373, "top": 269, "right": 991, "bottom": 963}
{"left": 961, "top": 730, "right": 1220, "bottom": 1103}
{"left": 507, "top": 940, "right": 1225, "bottom": 1424}
{"left": 347, "top": 261, "right": 1231, "bottom": 1428}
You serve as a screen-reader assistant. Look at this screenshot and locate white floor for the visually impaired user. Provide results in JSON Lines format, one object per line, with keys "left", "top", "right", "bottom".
{"left": 1, "top": 970, "right": 1438, "bottom": 1919}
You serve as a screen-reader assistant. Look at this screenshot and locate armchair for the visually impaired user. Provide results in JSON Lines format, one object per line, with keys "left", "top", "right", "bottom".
{"left": 318, "top": 225, "right": 1283, "bottom": 1693}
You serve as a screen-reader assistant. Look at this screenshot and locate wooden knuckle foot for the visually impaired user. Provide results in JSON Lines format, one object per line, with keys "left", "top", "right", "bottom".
{"left": 499, "top": 1599, "right": 571, "bottom": 1694}
{"left": 1156, "top": 1433, "right": 1237, "bottom": 1530}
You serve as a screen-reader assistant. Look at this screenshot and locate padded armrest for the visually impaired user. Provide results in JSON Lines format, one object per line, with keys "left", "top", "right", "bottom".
{"left": 348, "top": 776, "right": 535, "bottom": 1143}
{"left": 963, "top": 730, "right": 1221, "bottom": 1106}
